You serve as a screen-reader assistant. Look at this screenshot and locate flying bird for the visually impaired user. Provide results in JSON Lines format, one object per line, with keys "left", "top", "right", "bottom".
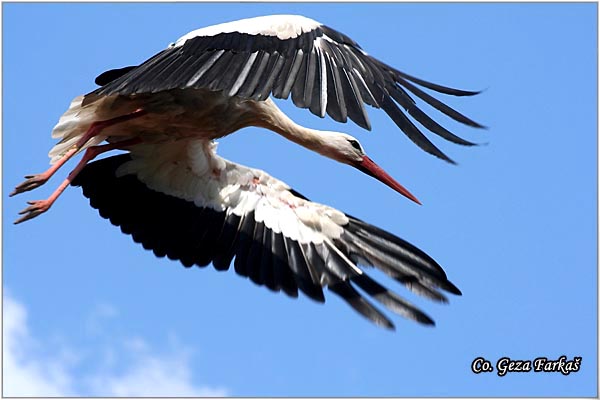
{"left": 11, "top": 15, "right": 483, "bottom": 329}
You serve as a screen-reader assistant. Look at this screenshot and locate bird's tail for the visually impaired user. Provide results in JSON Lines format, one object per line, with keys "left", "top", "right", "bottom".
{"left": 48, "top": 95, "right": 104, "bottom": 165}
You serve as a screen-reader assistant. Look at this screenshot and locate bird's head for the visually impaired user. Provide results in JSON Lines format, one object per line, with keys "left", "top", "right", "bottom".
{"left": 317, "top": 132, "right": 421, "bottom": 205}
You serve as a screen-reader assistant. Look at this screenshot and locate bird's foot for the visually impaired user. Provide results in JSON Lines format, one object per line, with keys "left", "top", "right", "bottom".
{"left": 10, "top": 173, "right": 51, "bottom": 196}
{"left": 14, "top": 199, "right": 52, "bottom": 224}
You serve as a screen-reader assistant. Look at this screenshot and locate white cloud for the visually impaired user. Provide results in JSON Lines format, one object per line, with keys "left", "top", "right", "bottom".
{"left": 2, "top": 294, "right": 229, "bottom": 397}
{"left": 87, "top": 350, "right": 226, "bottom": 397}
{"left": 84, "top": 302, "right": 119, "bottom": 335}
{"left": 3, "top": 296, "right": 74, "bottom": 397}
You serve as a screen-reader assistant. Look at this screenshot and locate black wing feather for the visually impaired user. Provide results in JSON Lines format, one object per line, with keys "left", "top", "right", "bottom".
{"left": 233, "top": 211, "right": 255, "bottom": 277}
{"left": 254, "top": 52, "right": 285, "bottom": 100}
{"left": 236, "top": 51, "right": 268, "bottom": 98}
{"left": 258, "top": 224, "right": 275, "bottom": 290}
{"left": 396, "top": 76, "right": 486, "bottom": 128}
{"left": 95, "top": 66, "right": 137, "bottom": 86}
{"left": 271, "top": 231, "right": 299, "bottom": 298}
{"left": 291, "top": 52, "right": 309, "bottom": 108}
{"left": 389, "top": 86, "right": 478, "bottom": 146}
{"left": 321, "top": 45, "right": 347, "bottom": 123}
{"left": 351, "top": 274, "right": 435, "bottom": 325}
{"left": 308, "top": 47, "right": 325, "bottom": 117}
{"left": 213, "top": 51, "right": 253, "bottom": 93}
{"left": 272, "top": 49, "right": 301, "bottom": 98}
{"left": 380, "top": 96, "right": 456, "bottom": 164}
{"left": 247, "top": 221, "right": 266, "bottom": 285}
{"left": 212, "top": 212, "right": 241, "bottom": 271}
{"left": 328, "top": 281, "right": 394, "bottom": 330}
{"left": 302, "top": 47, "right": 318, "bottom": 109}
{"left": 284, "top": 238, "right": 325, "bottom": 302}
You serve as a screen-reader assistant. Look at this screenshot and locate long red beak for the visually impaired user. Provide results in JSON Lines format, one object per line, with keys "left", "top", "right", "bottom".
{"left": 356, "top": 156, "right": 422, "bottom": 205}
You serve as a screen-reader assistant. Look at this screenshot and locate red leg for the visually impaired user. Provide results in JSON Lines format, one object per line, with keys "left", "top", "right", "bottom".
{"left": 10, "top": 108, "right": 147, "bottom": 197}
{"left": 14, "top": 138, "right": 142, "bottom": 225}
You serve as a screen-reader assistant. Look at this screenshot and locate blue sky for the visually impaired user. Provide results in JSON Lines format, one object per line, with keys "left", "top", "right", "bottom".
{"left": 2, "top": 2, "right": 597, "bottom": 397}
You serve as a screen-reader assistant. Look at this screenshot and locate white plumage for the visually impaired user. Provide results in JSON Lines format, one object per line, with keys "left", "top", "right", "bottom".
{"left": 172, "top": 14, "right": 321, "bottom": 45}
{"left": 120, "top": 138, "right": 347, "bottom": 246}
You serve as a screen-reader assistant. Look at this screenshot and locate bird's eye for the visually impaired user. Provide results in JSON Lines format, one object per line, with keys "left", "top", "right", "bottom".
{"left": 348, "top": 139, "right": 363, "bottom": 152}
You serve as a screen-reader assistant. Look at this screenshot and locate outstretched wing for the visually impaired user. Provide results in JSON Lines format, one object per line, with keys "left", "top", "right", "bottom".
{"left": 71, "top": 140, "right": 460, "bottom": 330}
{"left": 86, "top": 15, "right": 483, "bottom": 163}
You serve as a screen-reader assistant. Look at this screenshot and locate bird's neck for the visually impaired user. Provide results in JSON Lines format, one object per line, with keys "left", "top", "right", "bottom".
{"left": 255, "top": 99, "right": 339, "bottom": 160}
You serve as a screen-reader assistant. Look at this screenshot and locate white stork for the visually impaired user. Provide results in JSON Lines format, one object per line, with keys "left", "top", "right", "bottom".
{"left": 11, "top": 15, "right": 482, "bottom": 329}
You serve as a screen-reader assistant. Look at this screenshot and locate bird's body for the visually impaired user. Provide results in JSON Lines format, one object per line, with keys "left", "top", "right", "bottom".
{"left": 51, "top": 90, "right": 263, "bottom": 159}
{"left": 12, "top": 14, "right": 483, "bottom": 329}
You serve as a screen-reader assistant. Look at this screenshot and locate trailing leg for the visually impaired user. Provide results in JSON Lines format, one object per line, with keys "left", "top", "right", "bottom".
{"left": 11, "top": 109, "right": 147, "bottom": 197}
{"left": 14, "top": 138, "right": 142, "bottom": 224}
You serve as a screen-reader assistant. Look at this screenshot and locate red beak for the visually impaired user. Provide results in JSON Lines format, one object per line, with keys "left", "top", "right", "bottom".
{"left": 356, "top": 156, "right": 421, "bottom": 205}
